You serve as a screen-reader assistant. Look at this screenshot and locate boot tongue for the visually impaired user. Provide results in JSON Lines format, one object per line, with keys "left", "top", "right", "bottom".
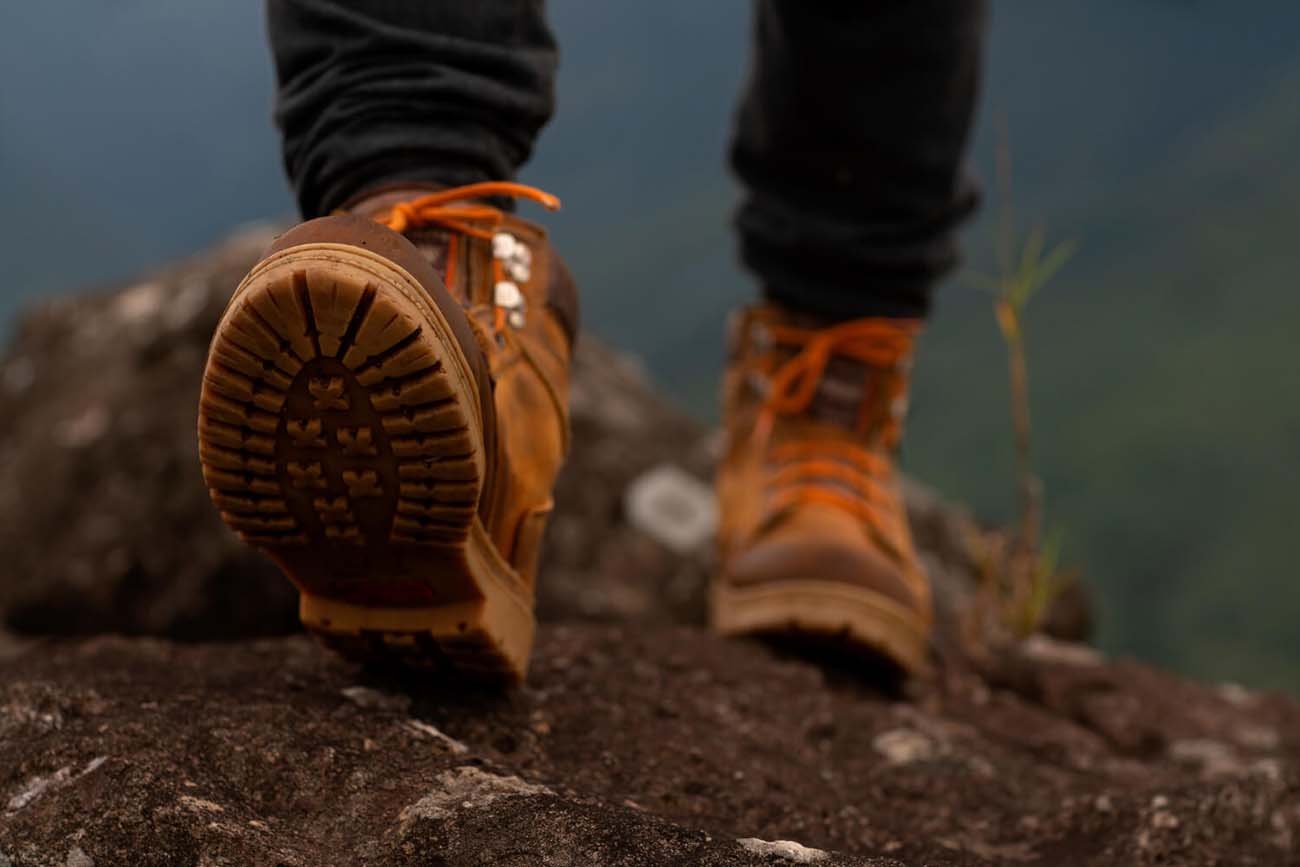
{"left": 748, "top": 306, "right": 906, "bottom": 445}
{"left": 808, "top": 355, "right": 874, "bottom": 430}
{"left": 346, "top": 187, "right": 460, "bottom": 301}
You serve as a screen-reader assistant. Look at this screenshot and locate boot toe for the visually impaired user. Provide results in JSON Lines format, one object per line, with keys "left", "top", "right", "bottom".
{"left": 714, "top": 507, "right": 933, "bottom": 674}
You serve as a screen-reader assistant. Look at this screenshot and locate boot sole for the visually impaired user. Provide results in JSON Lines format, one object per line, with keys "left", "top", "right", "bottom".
{"left": 711, "top": 579, "right": 931, "bottom": 676}
{"left": 198, "top": 242, "right": 534, "bottom": 681}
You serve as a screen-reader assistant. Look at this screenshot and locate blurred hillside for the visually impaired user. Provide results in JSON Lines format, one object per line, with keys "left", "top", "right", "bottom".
{"left": 1, "top": 1, "right": 1297, "bottom": 688}
{"left": 911, "top": 59, "right": 1300, "bottom": 690}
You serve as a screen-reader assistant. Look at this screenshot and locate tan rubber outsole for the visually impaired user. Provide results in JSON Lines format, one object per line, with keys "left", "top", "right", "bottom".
{"left": 711, "top": 578, "right": 931, "bottom": 677}
{"left": 198, "top": 242, "right": 534, "bottom": 681}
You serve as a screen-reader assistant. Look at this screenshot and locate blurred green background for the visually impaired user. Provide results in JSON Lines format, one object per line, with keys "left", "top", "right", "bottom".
{"left": 1, "top": 2, "right": 1296, "bottom": 689}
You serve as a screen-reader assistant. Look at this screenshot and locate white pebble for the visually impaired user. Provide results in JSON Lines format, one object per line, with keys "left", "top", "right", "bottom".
{"left": 737, "top": 838, "right": 828, "bottom": 863}
{"left": 624, "top": 464, "right": 717, "bottom": 554}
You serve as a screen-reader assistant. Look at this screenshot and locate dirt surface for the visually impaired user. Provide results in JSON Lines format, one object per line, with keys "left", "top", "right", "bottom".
{"left": 1, "top": 228, "right": 1295, "bottom": 866}
{"left": 3, "top": 630, "right": 1297, "bottom": 867}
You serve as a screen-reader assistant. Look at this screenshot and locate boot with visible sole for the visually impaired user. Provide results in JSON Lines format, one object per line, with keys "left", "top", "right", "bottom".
{"left": 712, "top": 305, "right": 933, "bottom": 676}
{"left": 198, "top": 182, "right": 577, "bottom": 682}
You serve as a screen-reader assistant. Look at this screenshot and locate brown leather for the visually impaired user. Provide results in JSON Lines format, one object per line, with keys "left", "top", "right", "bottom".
{"left": 723, "top": 506, "right": 922, "bottom": 612}
{"left": 466, "top": 213, "right": 574, "bottom": 588}
{"left": 333, "top": 191, "right": 575, "bottom": 591}
{"left": 347, "top": 187, "right": 580, "bottom": 344}
{"left": 543, "top": 252, "right": 581, "bottom": 345}
{"left": 714, "top": 304, "right": 933, "bottom": 633}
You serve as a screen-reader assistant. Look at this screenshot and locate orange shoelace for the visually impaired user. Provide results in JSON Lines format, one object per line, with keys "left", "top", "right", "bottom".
{"left": 375, "top": 182, "right": 561, "bottom": 330}
{"left": 752, "top": 317, "right": 921, "bottom": 540}
{"left": 378, "top": 181, "right": 561, "bottom": 237}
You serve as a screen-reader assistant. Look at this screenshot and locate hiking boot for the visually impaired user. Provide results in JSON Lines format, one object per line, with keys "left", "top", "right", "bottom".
{"left": 712, "top": 305, "right": 933, "bottom": 675}
{"left": 198, "top": 182, "right": 577, "bottom": 681}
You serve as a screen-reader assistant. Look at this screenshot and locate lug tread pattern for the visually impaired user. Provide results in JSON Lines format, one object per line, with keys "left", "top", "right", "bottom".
{"left": 198, "top": 250, "right": 533, "bottom": 678}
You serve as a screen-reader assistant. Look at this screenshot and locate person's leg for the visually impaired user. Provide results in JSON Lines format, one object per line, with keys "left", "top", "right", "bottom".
{"left": 714, "top": 1, "right": 988, "bottom": 677}
{"left": 199, "top": 2, "right": 574, "bottom": 681}
{"left": 267, "top": 0, "right": 557, "bottom": 217}
{"left": 731, "top": 0, "right": 987, "bottom": 320}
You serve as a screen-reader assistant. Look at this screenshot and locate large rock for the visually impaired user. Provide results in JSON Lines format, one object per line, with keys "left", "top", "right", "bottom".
{"left": 2, "top": 630, "right": 1297, "bottom": 866}
{"left": 4, "top": 227, "right": 1290, "bottom": 866}
{"left": 0, "top": 225, "right": 997, "bottom": 641}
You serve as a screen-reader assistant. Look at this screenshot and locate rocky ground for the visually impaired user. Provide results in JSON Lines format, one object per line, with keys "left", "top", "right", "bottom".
{"left": 0, "top": 228, "right": 1296, "bottom": 866}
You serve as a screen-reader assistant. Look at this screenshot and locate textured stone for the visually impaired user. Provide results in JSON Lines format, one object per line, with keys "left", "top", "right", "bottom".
{"left": 1, "top": 631, "right": 1297, "bottom": 866}
{"left": 0, "top": 226, "right": 1006, "bottom": 642}
{"left": 4, "top": 228, "right": 1286, "bottom": 867}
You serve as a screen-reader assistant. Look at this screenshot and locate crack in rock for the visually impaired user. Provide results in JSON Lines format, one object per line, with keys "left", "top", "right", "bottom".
{"left": 6, "top": 756, "right": 106, "bottom": 814}
{"left": 7, "top": 765, "right": 73, "bottom": 812}
{"left": 405, "top": 719, "right": 469, "bottom": 755}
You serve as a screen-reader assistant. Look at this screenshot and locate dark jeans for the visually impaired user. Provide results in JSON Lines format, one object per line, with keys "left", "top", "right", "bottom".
{"left": 268, "top": 0, "right": 986, "bottom": 320}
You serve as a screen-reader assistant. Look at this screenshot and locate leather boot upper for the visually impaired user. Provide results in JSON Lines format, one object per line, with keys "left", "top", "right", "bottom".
{"left": 716, "top": 304, "right": 933, "bottom": 625}
{"left": 351, "top": 183, "right": 577, "bottom": 590}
